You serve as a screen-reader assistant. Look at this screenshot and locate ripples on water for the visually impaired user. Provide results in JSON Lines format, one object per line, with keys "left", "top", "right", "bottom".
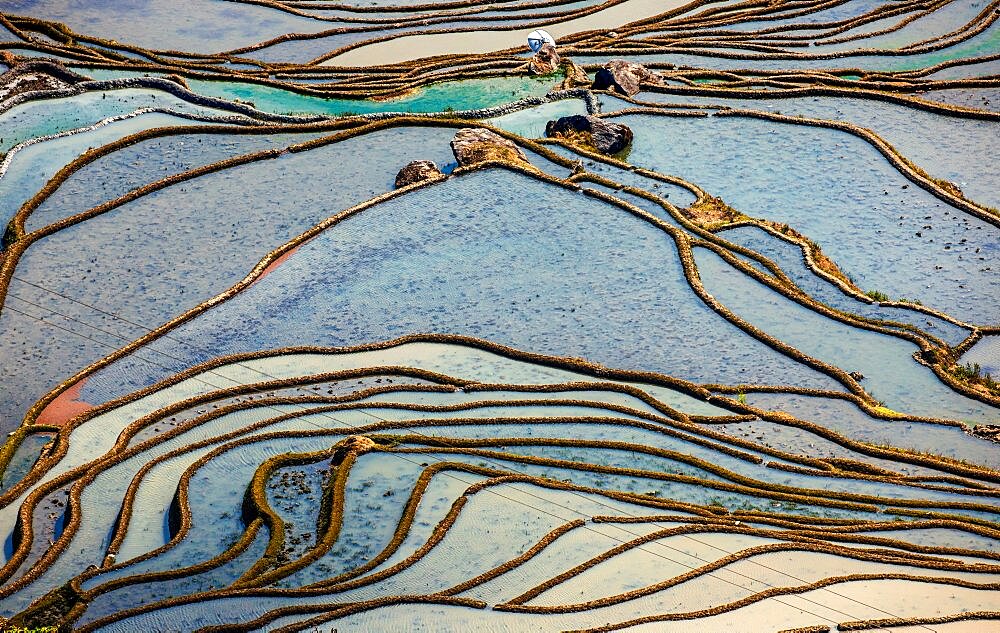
{"left": 0, "top": 0, "right": 997, "bottom": 630}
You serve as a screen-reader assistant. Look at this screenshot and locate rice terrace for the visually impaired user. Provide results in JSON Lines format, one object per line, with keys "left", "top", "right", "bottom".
{"left": 0, "top": 0, "right": 998, "bottom": 631}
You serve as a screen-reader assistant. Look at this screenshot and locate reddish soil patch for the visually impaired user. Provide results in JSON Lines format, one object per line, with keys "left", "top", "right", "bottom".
{"left": 36, "top": 378, "right": 93, "bottom": 426}
{"left": 252, "top": 245, "right": 301, "bottom": 286}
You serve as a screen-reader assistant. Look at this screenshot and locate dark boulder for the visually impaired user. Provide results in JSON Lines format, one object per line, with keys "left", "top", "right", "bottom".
{"left": 591, "top": 59, "right": 660, "bottom": 96}
{"left": 545, "top": 115, "right": 633, "bottom": 155}
{"left": 394, "top": 160, "right": 444, "bottom": 188}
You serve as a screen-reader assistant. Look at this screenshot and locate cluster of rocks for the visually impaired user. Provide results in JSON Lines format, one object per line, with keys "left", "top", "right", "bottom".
{"left": 395, "top": 127, "right": 535, "bottom": 188}
{"left": 525, "top": 44, "right": 590, "bottom": 90}
{"left": 394, "top": 115, "right": 633, "bottom": 191}
{"left": 533, "top": 52, "right": 659, "bottom": 154}
{"left": 392, "top": 54, "right": 661, "bottom": 185}
{"left": 526, "top": 39, "right": 662, "bottom": 97}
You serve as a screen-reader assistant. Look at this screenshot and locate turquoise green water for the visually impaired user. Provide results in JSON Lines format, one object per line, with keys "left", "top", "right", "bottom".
{"left": 82, "top": 68, "right": 559, "bottom": 116}
{"left": 893, "top": 22, "right": 1000, "bottom": 71}
{"left": 5, "top": 3, "right": 999, "bottom": 628}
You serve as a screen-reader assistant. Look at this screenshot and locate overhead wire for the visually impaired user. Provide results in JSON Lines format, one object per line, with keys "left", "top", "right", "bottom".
{"left": 2, "top": 278, "right": 953, "bottom": 629}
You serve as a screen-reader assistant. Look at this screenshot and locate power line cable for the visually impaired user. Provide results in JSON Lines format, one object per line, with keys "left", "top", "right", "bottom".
{"left": 4, "top": 280, "right": 944, "bottom": 630}
{"left": 4, "top": 283, "right": 936, "bottom": 630}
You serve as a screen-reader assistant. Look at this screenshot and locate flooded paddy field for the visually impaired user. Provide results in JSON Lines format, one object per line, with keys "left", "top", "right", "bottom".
{"left": 0, "top": 0, "right": 997, "bottom": 630}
